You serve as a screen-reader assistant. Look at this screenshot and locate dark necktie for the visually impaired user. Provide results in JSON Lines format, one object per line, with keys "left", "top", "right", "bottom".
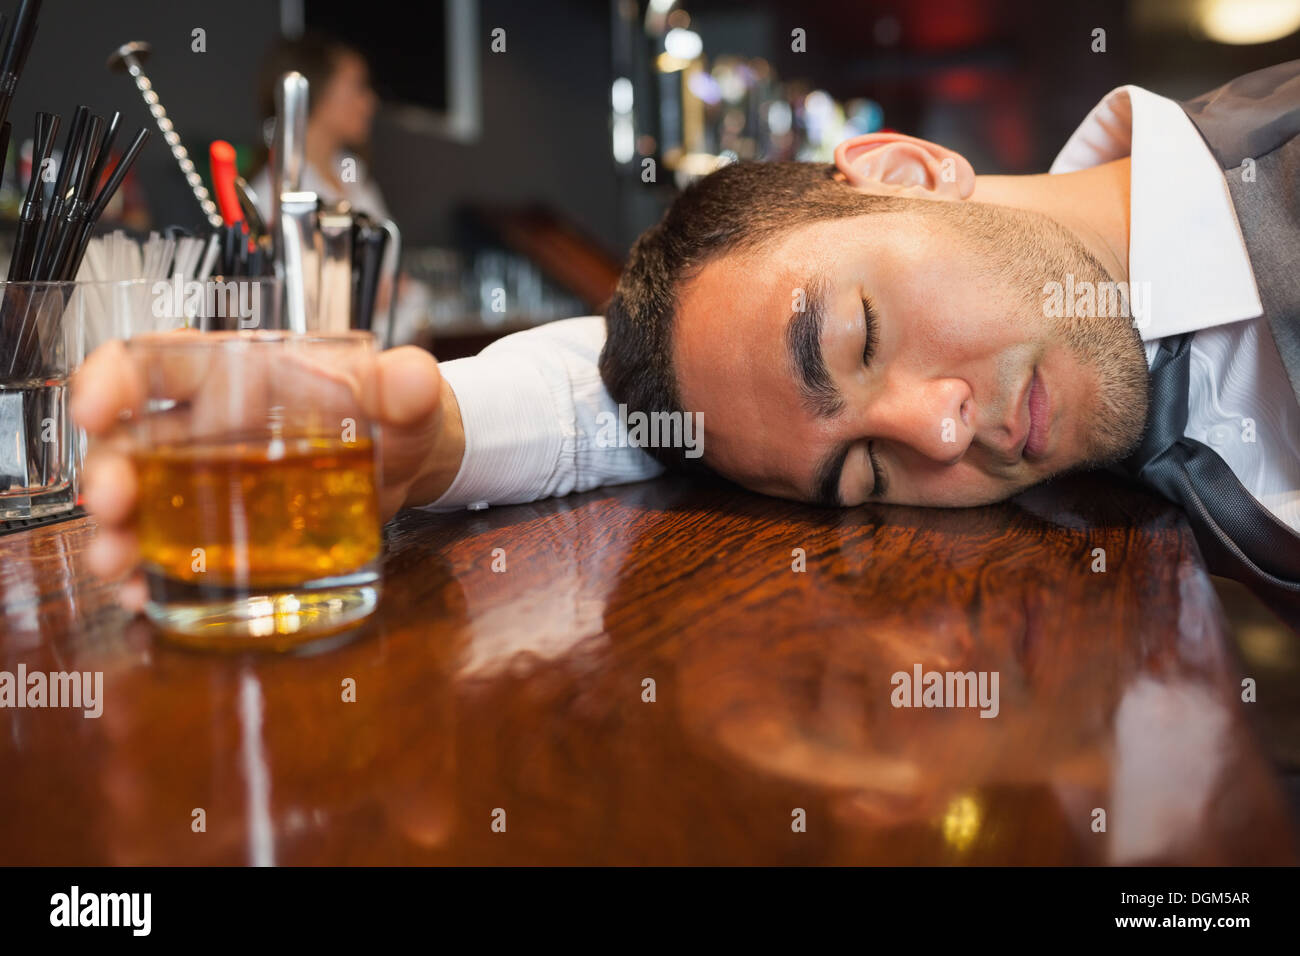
{"left": 1124, "top": 333, "right": 1300, "bottom": 621}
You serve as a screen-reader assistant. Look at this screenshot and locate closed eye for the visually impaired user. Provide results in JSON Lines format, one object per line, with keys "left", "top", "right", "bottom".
{"left": 863, "top": 297, "right": 886, "bottom": 498}
{"left": 868, "top": 440, "right": 888, "bottom": 499}
{"left": 862, "top": 296, "right": 879, "bottom": 366}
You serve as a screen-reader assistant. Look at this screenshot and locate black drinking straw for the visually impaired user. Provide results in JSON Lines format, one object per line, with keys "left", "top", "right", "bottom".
{"left": 45, "top": 112, "right": 103, "bottom": 280}
{"left": 0, "top": 119, "right": 9, "bottom": 190}
{"left": 0, "top": 0, "right": 47, "bottom": 479}
{"left": 0, "top": 0, "right": 46, "bottom": 382}
{"left": 5, "top": 110, "right": 56, "bottom": 282}
{"left": 2, "top": 122, "right": 148, "bottom": 380}
{"left": 27, "top": 105, "right": 86, "bottom": 280}
{"left": 64, "top": 125, "right": 151, "bottom": 279}
{"left": 84, "top": 110, "right": 120, "bottom": 196}
{"left": 69, "top": 114, "right": 102, "bottom": 197}
{"left": 0, "top": 15, "right": 10, "bottom": 85}
{"left": 0, "top": 0, "right": 40, "bottom": 129}
{"left": 0, "top": 112, "right": 35, "bottom": 379}
{"left": 88, "top": 126, "right": 149, "bottom": 221}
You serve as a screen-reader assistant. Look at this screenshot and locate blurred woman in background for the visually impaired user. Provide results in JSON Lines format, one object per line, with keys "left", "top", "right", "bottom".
{"left": 251, "top": 32, "right": 429, "bottom": 343}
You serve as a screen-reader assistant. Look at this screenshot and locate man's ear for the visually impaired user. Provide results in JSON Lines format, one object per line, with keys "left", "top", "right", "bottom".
{"left": 833, "top": 133, "right": 975, "bottom": 200}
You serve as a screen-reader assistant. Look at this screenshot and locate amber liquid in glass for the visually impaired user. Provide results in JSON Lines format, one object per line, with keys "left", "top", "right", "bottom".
{"left": 134, "top": 435, "right": 380, "bottom": 589}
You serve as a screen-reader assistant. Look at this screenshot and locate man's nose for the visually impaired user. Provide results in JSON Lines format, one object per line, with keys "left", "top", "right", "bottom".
{"left": 866, "top": 377, "right": 974, "bottom": 463}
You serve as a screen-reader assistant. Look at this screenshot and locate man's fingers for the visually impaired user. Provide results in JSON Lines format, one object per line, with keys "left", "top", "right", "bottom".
{"left": 73, "top": 337, "right": 438, "bottom": 613}
{"left": 117, "top": 573, "right": 148, "bottom": 613}
{"left": 70, "top": 341, "right": 145, "bottom": 435}
{"left": 86, "top": 526, "right": 140, "bottom": 582}
{"left": 81, "top": 451, "right": 137, "bottom": 528}
{"left": 75, "top": 338, "right": 440, "bottom": 442}
{"left": 369, "top": 346, "right": 442, "bottom": 427}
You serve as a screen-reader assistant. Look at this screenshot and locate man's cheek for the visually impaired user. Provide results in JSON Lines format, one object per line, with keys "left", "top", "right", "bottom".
{"left": 919, "top": 475, "right": 1016, "bottom": 508}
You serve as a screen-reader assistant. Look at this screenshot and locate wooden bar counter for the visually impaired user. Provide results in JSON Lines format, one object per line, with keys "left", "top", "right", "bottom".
{"left": 0, "top": 472, "right": 1294, "bottom": 865}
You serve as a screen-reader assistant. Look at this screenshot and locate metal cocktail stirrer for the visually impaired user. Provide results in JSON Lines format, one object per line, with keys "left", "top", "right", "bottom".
{"left": 107, "top": 40, "right": 223, "bottom": 229}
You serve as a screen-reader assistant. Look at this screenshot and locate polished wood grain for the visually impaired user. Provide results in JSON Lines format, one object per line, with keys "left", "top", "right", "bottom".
{"left": 0, "top": 471, "right": 1293, "bottom": 864}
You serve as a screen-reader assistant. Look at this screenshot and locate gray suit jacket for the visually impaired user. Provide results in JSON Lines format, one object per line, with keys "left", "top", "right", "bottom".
{"left": 1180, "top": 61, "right": 1300, "bottom": 406}
{"left": 1157, "top": 63, "right": 1300, "bottom": 624}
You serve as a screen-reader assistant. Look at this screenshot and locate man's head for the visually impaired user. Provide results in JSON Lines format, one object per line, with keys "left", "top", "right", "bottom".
{"left": 601, "top": 133, "right": 1149, "bottom": 508}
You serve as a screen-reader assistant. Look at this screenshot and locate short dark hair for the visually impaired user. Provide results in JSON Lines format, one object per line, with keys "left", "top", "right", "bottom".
{"left": 257, "top": 32, "right": 359, "bottom": 125}
{"left": 600, "top": 161, "right": 895, "bottom": 474}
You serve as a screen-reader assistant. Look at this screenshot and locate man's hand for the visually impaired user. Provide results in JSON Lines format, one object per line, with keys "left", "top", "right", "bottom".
{"left": 70, "top": 338, "right": 465, "bottom": 610}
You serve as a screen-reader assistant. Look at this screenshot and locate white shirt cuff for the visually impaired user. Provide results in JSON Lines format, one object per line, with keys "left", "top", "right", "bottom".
{"left": 430, "top": 354, "right": 563, "bottom": 509}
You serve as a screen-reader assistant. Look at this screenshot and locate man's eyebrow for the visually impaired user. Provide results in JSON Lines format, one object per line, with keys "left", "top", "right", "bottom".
{"left": 785, "top": 272, "right": 845, "bottom": 419}
{"left": 813, "top": 441, "right": 852, "bottom": 507}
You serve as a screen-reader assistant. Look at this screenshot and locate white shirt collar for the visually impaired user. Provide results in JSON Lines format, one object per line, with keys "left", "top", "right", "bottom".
{"left": 1050, "top": 85, "right": 1263, "bottom": 340}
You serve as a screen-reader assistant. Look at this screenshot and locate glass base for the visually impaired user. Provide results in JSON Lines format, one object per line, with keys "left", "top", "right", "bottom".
{"left": 1, "top": 378, "right": 74, "bottom": 521}
{"left": 143, "top": 570, "right": 380, "bottom": 652}
{"left": 0, "top": 485, "right": 76, "bottom": 520}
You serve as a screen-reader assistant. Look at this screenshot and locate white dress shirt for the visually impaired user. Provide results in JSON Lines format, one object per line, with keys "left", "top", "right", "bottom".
{"left": 429, "top": 317, "right": 661, "bottom": 510}
{"left": 1054, "top": 85, "right": 1300, "bottom": 530}
{"left": 430, "top": 85, "right": 1300, "bottom": 526}
{"left": 250, "top": 156, "right": 392, "bottom": 223}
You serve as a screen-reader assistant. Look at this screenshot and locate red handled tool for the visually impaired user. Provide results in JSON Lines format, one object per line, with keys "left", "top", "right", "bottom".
{"left": 208, "top": 139, "right": 244, "bottom": 227}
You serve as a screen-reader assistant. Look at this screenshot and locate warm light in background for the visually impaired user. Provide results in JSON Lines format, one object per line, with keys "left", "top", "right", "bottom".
{"left": 1197, "top": 0, "right": 1300, "bottom": 43}
{"left": 656, "top": 52, "right": 693, "bottom": 73}
{"left": 941, "top": 793, "right": 983, "bottom": 852}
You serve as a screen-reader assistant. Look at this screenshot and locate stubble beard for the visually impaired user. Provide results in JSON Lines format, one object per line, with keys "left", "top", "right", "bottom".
{"left": 935, "top": 200, "right": 1152, "bottom": 473}
{"left": 1046, "top": 234, "right": 1150, "bottom": 469}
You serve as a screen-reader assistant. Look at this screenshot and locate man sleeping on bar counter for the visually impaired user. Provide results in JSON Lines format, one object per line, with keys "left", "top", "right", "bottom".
{"left": 72, "top": 62, "right": 1300, "bottom": 627}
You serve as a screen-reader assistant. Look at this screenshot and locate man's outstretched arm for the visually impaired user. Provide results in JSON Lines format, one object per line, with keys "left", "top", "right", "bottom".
{"left": 73, "top": 317, "right": 662, "bottom": 609}
{"left": 413, "top": 316, "right": 664, "bottom": 511}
